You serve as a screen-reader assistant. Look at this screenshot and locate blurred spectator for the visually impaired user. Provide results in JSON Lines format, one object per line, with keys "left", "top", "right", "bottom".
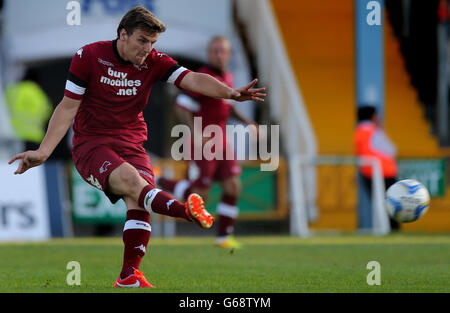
{"left": 5, "top": 68, "right": 53, "bottom": 151}
{"left": 354, "top": 105, "right": 400, "bottom": 231}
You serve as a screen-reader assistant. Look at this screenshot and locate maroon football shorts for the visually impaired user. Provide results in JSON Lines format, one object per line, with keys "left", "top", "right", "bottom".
{"left": 188, "top": 158, "right": 241, "bottom": 189}
{"left": 187, "top": 141, "right": 242, "bottom": 189}
{"left": 72, "top": 136, "right": 155, "bottom": 204}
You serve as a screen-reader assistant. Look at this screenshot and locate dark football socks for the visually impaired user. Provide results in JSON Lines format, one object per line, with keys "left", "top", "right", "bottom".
{"left": 120, "top": 209, "right": 151, "bottom": 279}
{"left": 138, "top": 185, "right": 191, "bottom": 221}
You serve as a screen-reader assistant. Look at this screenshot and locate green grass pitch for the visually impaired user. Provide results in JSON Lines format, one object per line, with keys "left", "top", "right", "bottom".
{"left": 0, "top": 235, "right": 449, "bottom": 293}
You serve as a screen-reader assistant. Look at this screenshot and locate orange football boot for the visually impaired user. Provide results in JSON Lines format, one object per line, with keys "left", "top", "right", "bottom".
{"left": 185, "top": 193, "right": 214, "bottom": 228}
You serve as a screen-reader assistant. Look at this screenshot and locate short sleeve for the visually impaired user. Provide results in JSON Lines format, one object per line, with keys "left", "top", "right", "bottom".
{"left": 64, "top": 46, "right": 91, "bottom": 100}
{"left": 157, "top": 53, "right": 191, "bottom": 87}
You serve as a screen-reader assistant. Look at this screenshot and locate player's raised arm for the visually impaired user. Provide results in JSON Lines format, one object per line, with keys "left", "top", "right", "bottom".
{"left": 8, "top": 96, "right": 81, "bottom": 174}
{"left": 179, "top": 72, "right": 266, "bottom": 102}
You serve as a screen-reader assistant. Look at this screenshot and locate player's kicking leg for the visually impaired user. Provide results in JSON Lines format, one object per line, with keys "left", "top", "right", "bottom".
{"left": 156, "top": 177, "right": 214, "bottom": 228}
{"left": 108, "top": 162, "right": 214, "bottom": 288}
{"left": 138, "top": 185, "right": 214, "bottom": 229}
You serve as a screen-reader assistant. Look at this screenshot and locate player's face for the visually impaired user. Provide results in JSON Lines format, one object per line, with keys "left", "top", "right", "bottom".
{"left": 208, "top": 39, "right": 231, "bottom": 72}
{"left": 122, "top": 28, "right": 159, "bottom": 65}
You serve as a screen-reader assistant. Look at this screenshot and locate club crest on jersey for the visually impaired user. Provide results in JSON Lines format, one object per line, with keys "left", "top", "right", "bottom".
{"left": 99, "top": 161, "right": 112, "bottom": 174}
{"left": 76, "top": 48, "right": 83, "bottom": 58}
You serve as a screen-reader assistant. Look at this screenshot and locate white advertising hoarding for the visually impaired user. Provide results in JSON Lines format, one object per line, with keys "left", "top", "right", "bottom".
{"left": 0, "top": 164, "right": 50, "bottom": 241}
{"left": 3, "top": 0, "right": 233, "bottom": 63}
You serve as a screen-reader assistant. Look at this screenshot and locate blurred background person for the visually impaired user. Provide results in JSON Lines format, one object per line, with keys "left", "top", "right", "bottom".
{"left": 5, "top": 68, "right": 53, "bottom": 151}
{"left": 157, "top": 36, "right": 259, "bottom": 249}
{"left": 354, "top": 105, "right": 400, "bottom": 232}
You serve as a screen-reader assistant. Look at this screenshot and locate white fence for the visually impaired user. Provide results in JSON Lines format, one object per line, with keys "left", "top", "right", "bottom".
{"left": 293, "top": 155, "right": 391, "bottom": 236}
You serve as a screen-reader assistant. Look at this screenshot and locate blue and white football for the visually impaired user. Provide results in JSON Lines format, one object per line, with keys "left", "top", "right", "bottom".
{"left": 385, "top": 179, "right": 430, "bottom": 223}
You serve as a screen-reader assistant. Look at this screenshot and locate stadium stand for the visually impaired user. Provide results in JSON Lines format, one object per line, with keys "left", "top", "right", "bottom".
{"left": 271, "top": 0, "right": 440, "bottom": 157}
{"left": 270, "top": 0, "right": 450, "bottom": 232}
{"left": 384, "top": 20, "right": 442, "bottom": 157}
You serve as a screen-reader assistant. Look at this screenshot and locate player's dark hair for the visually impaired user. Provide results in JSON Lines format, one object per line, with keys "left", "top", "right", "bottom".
{"left": 117, "top": 6, "right": 166, "bottom": 38}
{"left": 357, "top": 105, "right": 377, "bottom": 121}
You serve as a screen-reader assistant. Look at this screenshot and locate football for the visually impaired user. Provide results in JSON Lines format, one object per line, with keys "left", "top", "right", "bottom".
{"left": 385, "top": 179, "right": 430, "bottom": 223}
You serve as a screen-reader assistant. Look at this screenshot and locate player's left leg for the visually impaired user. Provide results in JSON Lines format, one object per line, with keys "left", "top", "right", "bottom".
{"left": 109, "top": 162, "right": 213, "bottom": 287}
{"left": 115, "top": 195, "right": 154, "bottom": 288}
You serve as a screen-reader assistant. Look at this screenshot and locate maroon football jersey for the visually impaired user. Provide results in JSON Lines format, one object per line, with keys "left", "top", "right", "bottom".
{"left": 65, "top": 40, "right": 190, "bottom": 146}
{"left": 176, "top": 65, "right": 234, "bottom": 131}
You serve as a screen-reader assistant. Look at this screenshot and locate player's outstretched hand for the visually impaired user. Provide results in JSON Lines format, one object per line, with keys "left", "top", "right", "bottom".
{"left": 231, "top": 79, "right": 266, "bottom": 102}
{"left": 8, "top": 150, "right": 47, "bottom": 175}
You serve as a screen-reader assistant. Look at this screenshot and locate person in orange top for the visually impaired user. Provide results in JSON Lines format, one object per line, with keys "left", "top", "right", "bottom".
{"left": 354, "top": 105, "right": 400, "bottom": 231}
